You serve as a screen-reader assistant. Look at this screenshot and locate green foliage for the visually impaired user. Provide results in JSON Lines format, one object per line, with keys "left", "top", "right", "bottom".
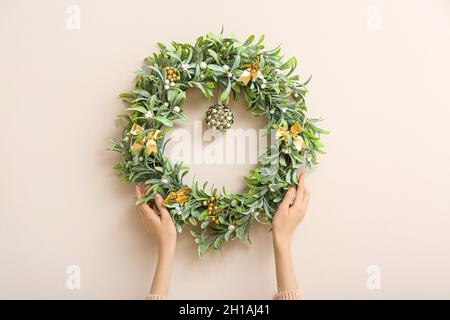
{"left": 111, "top": 32, "right": 328, "bottom": 255}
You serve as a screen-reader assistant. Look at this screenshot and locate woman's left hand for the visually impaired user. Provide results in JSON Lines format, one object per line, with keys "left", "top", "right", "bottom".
{"left": 135, "top": 185, "right": 177, "bottom": 254}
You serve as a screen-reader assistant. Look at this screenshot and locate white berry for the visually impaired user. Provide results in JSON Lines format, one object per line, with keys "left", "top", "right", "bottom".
{"left": 182, "top": 63, "right": 189, "bottom": 70}
{"left": 170, "top": 82, "right": 175, "bottom": 87}
{"left": 281, "top": 107, "right": 287, "bottom": 113}
{"left": 164, "top": 79, "right": 170, "bottom": 85}
{"left": 227, "top": 72, "right": 232, "bottom": 78}
{"left": 164, "top": 85, "right": 170, "bottom": 90}
{"left": 223, "top": 65, "right": 230, "bottom": 71}
{"left": 161, "top": 178, "right": 168, "bottom": 184}
{"left": 144, "top": 111, "right": 153, "bottom": 119}
{"left": 173, "top": 106, "right": 180, "bottom": 113}
{"left": 294, "top": 93, "right": 299, "bottom": 98}
{"left": 200, "top": 61, "right": 207, "bottom": 69}
{"left": 228, "top": 225, "right": 235, "bottom": 231}
{"left": 261, "top": 84, "right": 266, "bottom": 89}
{"left": 262, "top": 79, "right": 267, "bottom": 84}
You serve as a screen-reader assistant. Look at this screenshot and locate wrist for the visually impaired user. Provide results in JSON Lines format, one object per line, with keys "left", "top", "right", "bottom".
{"left": 273, "top": 233, "right": 292, "bottom": 251}
{"left": 158, "top": 243, "right": 176, "bottom": 258}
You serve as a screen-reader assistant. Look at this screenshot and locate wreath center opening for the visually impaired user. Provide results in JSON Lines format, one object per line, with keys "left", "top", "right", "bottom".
{"left": 165, "top": 88, "right": 268, "bottom": 194}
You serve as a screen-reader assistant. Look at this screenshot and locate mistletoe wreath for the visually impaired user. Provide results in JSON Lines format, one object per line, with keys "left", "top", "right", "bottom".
{"left": 111, "top": 32, "right": 327, "bottom": 255}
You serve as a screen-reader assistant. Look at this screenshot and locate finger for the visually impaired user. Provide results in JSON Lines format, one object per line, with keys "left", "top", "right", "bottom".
{"left": 135, "top": 185, "right": 143, "bottom": 199}
{"left": 137, "top": 206, "right": 146, "bottom": 221}
{"left": 135, "top": 186, "right": 158, "bottom": 222}
{"left": 155, "top": 194, "right": 171, "bottom": 220}
{"left": 301, "top": 188, "right": 311, "bottom": 213}
{"left": 279, "top": 187, "right": 296, "bottom": 211}
{"left": 137, "top": 207, "right": 153, "bottom": 233}
{"left": 139, "top": 202, "right": 158, "bottom": 222}
{"left": 149, "top": 203, "right": 161, "bottom": 217}
{"left": 297, "top": 171, "right": 305, "bottom": 195}
{"left": 142, "top": 184, "right": 151, "bottom": 194}
{"left": 292, "top": 172, "right": 305, "bottom": 209}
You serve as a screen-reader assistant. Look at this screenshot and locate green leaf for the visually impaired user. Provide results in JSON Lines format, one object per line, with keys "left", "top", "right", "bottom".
{"left": 198, "top": 243, "right": 209, "bottom": 256}
{"left": 201, "top": 221, "right": 209, "bottom": 229}
{"left": 207, "top": 64, "right": 226, "bottom": 75}
{"left": 256, "top": 34, "right": 265, "bottom": 45}
{"left": 149, "top": 95, "right": 157, "bottom": 108}
{"left": 231, "top": 54, "right": 241, "bottom": 71}
{"left": 167, "top": 90, "right": 176, "bottom": 103}
{"left": 153, "top": 116, "right": 173, "bottom": 127}
{"left": 190, "top": 81, "right": 208, "bottom": 97}
{"left": 213, "top": 236, "right": 224, "bottom": 249}
{"left": 119, "top": 92, "right": 134, "bottom": 102}
{"left": 133, "top": 89, "right": 151, "bottom": 99}
{"left": 243, "top": 35, "right": 255, "bottom": 46}
{"left": 220, "top": 80, "right": 231, "bottom": 102}
{"left": 125, "top": 105, "right": 148, "bottom": 114}
{"left": 176, "top": 112, "right": 188, "bottom": 122}
{"left": 207, "top": 49, "right": 221, "bottom": 64}
{"left": 206, "top": 82, "right": 216, "bottom": 89}
{"left": 188, "top": 216, "right": 197, "bottom": 225}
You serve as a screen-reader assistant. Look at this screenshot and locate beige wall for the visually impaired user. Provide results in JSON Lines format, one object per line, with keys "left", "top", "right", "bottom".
{"left": 1, "top": 0, "right": 450, "bottom": 299}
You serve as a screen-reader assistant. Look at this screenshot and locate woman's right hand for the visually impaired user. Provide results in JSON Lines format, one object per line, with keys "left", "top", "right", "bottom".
{"left": 271, "top": 172, "right": 310, "bottom": 297}
{"left": 272, "top": 171, "right": 311, "bottom": 247}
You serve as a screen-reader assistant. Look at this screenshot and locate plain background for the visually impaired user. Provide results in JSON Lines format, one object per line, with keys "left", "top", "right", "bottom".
{"left": 1, "top": 0, "right": 449, "bottom": 299}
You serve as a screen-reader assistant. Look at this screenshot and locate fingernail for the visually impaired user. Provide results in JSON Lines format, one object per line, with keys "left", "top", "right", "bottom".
{"left": 155, "top": 194, "right": 162, "bottom": 201}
